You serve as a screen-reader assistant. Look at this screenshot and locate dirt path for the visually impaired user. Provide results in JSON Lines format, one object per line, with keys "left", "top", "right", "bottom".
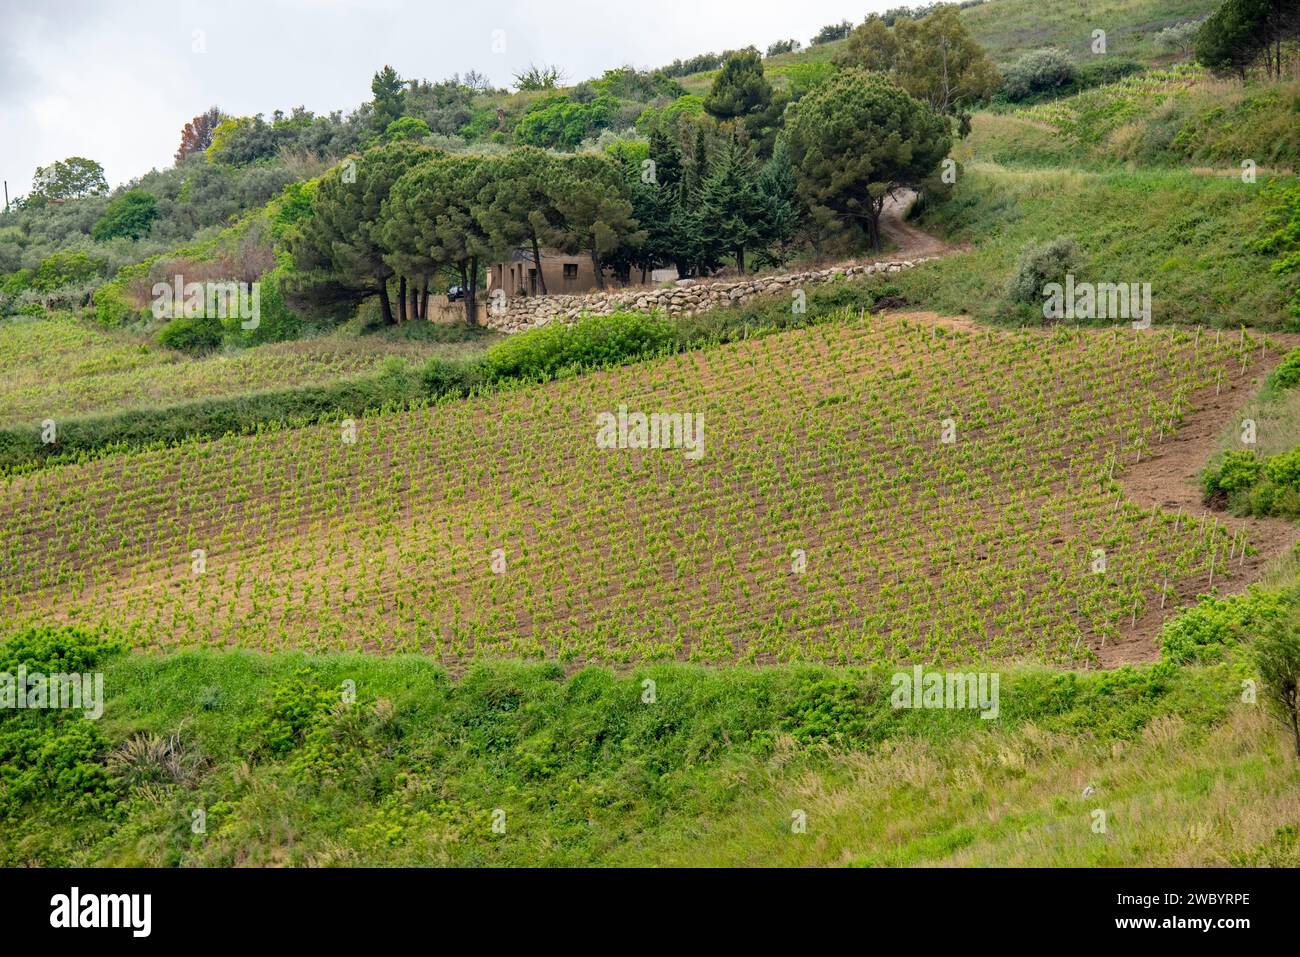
{"left": 1089, "top": 350, "right": 1300, "bottom": 666}
{"left": 878, "top": 189, "right": 954, "bottom": 259}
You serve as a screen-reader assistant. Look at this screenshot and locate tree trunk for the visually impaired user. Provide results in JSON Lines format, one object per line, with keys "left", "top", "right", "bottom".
{"left": 736, "top": 247, "right": 745, "bottom": 274}
{"left": 377, "top": 277, "right": 395, "bottom": 325}
{"left": 866, "top": 195, "right": 886, "bottom": 252}
{"left": 1289, "top": 689, "right": 1300, "bottom": 759}
{"left": 530, "top": 232, "right": 548, "bottom": 295}
{"left": 420, "top": 275, "right": 429, "bottom": 320}
{"left": 397, "top": 276, "right": 408, "bottom": 323}
{"left": 590, "top": 251, "right": 605, "bottom": 290}
{"left": 463, "top": 259, "right": 479, "bottom": 326}
{"left": 409, "top": 281, "right": 418, "bottom": 322}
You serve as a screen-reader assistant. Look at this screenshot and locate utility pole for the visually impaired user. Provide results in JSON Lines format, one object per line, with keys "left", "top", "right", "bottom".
{"left": 2, "top": 181, "right": 8, "bottom": 212}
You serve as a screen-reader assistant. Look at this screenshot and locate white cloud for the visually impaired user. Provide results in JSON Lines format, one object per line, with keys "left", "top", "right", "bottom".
{"left": 0, "top": 0, "right": 891, "bottom": 197}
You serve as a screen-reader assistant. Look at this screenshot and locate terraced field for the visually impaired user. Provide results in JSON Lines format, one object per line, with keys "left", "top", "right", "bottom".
{"left": 0, "top": 312, "right": 1277, "bottom": 666}
{"left": 0, "top": 318, "right": 488, "bottom": 428}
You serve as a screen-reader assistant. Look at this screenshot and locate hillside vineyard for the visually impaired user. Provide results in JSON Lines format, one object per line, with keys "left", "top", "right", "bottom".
{"left": 0, "top": 315, "right": 1271, "bottom": 666}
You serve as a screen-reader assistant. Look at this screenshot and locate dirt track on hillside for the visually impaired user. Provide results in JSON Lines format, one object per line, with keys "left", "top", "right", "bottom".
{"left": 878, "top": 189, "right": 954, "bottom": 259}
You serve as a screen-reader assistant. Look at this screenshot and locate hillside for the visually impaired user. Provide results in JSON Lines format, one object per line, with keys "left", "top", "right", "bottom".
{"left": 3, "top": 0, "right": 1300, "bottom": 883}
{"left": 676, "top": 0, "right": 1220, "bottom": 95}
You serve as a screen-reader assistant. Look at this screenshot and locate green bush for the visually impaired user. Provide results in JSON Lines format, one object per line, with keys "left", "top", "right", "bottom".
{"left": 514, "top": 94, "right": 618, "bottom": 150}
{"left": 1159, "top": 588, "right": 1289, "bottom": 664}
{"left": 1264, "top": 448, "right": 1300, "bottom": 492}
{"left": 0, "top": 625, "right": 123, "bottom": 673}
{"left": 158, "top": 313, "right": 223, "bottom": 355}
{"left": 32, "top": 250, "right": 104, "bottom": 292}
{"left": 91, "top": 190, "right": 158, "bottom": 242}
{"left": 1202, "top": 449, "right": 1263, "bottom": 499}
{"left": 1005, "top": 236, "right": 1082, "bottom": 307}
{"left": 480, "top": 310, "right": 674, "bottom": 381}
{"left": 238, "top": 669, "right": 338, "bottom": 759}
{"left": 1002, "top": 48, "right": 1076, "bottom": 102}
{"left": 92, "top": 282, "right": 140, "bottom": 326}
{"left": 1269, "top": 348, "right": 1300, "bottom": 391}
{"left": 0, "top": 626, "right": 123, "bottom": 821}
{"left": 222, "top": 262, "right": 303, "bottom": 347}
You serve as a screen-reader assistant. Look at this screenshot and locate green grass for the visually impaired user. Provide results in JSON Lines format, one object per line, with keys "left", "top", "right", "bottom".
{"left": 969, "top": 67, "right": 1300, "bottom": 171}
{"left": 670, "top": 0, "right": 1218, "bottom": 97}
{"left": 0, "top": 315, "right": 495, "bottom": 430}
{"left": 898, "top": 163, "right": 1295, "bottom": 328}
{"left": 960, "top": 0, "right": 1216, "bottom": 66}
{"left": 5, "top": 625, "right": 1297, "bottom": 867}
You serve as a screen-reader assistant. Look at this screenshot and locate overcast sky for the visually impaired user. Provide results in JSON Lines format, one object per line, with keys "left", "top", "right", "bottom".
{"left": 0, "top": 0, "right": 901, "bottom": 198}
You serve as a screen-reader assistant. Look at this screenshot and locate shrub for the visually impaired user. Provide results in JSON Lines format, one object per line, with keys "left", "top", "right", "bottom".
{"left": 91, "top": 190, "right": 159, "bottom": 242}
{"left": 238, "top": 669, "right": 338, "bottom": 759}
{"left": 1202, "top": 449, "right": 1263, "bottom": 499}
{"left": 1006, "top": 236, "right": 1082, "bottom": 307}
{"left": 1159, "top": 588, "right": 1288, "bottom": 664}
{"left": 0, "top": 626, "right": 123, "bottom": 820}
{"left": 514, "top": 95, "right": 618, "bottom": 150}
{"left": 1264, "top": 448, "right": 1300, "bottom": 492}
{"left": 222, "top": 262, "right": 302, "bottom": 346}
{"left": 92, "top": 282, "right": 139, "bottom": 326}
{"left": 0, "top": 625, "right": 123, "bottom": 673}
{"left": 1249, "top": 609, "right": 1300, "bottom": 758}
{"left": 32, "top": 250, "right": 105, "bottom": 292}
{"left": 1073, "top": 59, "right": 1143, "bottom": 90}
{"left": 1269, "top": 348, "right": 1300, "bottom": 391}
{"left": 158, "top": 313, "right": 223, "bottom": 355}
{"left": 480, "top": 311, "right": 674, "bottom": 381}
{"left": 1002, "top": 48, "right": 1077, "bottom": 102}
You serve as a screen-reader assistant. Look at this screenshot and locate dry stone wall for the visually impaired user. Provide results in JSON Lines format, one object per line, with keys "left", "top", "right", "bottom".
{"left": 483, "top": 255, "right": 939, "bottom": 333}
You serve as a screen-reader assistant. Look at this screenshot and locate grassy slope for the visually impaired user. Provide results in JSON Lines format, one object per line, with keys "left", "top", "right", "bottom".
{"left": 895, "top": 163, "right": 1293, "bottom": 329}
{"left": 968, "top": 68, "right": 1300, "bottom": 171}
{"left": 6, "top": 642, "right": 1298, "bottom": 867}
{"left": 673, "top": 0, "right": 1219, "bottom": 96}
{"left": 960, "top": 0, "right": 1216, "bottom": 65}
{"left": 0, "top": 317, "right": 496, "bottom": 429}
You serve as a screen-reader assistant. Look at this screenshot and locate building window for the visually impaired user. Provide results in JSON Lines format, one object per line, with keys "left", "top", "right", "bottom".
{"left": 563, "top": 263, "right": 578, "bottom": 281}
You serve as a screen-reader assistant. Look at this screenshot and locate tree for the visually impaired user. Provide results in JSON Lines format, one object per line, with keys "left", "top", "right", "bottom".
{"left": 514, "top": 63, "right": 566, "bottom": 91}
{"left": 810, "top": 20, "right": 853, "bottom": 45}
{"left": 691, "top": 138, "right": 769, "bottom": 273}
{"left": 1250, "top": 611, "right": 1300, "bottom": 759}
{"left": 31, "top": 250, "right": 104, "bottom": 292}
{"left": 766, "top": 39, "right": 801, "bottom": 57}
{"left": 836, "top": 8, "right": 1000, "bottom": 120}
{"left": 703, "top": 48, "right": 773, "bottom": 122}
{"left": 288, "top": 142, "right": 437, "bottom": 325}
{"left": 514, "top": 95, "right": 617, "bottom": 150}
{"left": 836, "top": 15, "right": 900, "bottom": 73}
{"left": 476, "top": 148, "right": 562, "bottom": 295}
{"left": 370, "top": 65, "right": 406, "bottom": 133}
{"left": 785, "top": 70, "right": 951, "bottom": 250}
{"left": 1196, "top": 0, "right": 1300, "bottom": 80}
{"left": 91, "top": 190, "right": 158, "bottom": 241}
{"left": 29, "top": 157, "right": 108, "bottom": 204}
{"left": 546, "top": 154, "right": 645, "bottom": 290}
{"left": 381, "top": 155, "right": 500, "bottom": 325}
{"left": 754, "top": 137, "right": 800, "bottom": 266}
{"left": 383, "top": 117, "right": 431, "bottom": 142}
{"left": 1001, "top": 48, "right": 1077, "bottom": 102}
{"left": 175, "top": 106, "right": 224, "bottom": 163}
